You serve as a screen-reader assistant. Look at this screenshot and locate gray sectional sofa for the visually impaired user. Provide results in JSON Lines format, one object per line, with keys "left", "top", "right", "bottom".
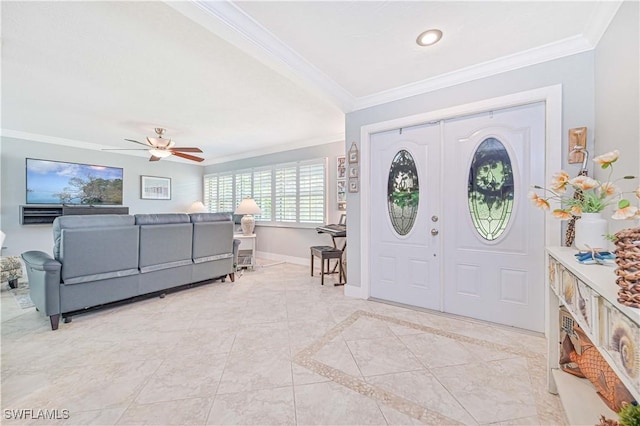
{"left": 21, "top": 212, "right": 239, "bottom": 330}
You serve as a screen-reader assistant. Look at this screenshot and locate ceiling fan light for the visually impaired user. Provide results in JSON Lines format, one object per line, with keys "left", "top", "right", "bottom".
{"left": 146, "top": 137, "right": 172, "bottom": 148}
{"left": 149, "top": 149, "right": 172, "bottom": 158}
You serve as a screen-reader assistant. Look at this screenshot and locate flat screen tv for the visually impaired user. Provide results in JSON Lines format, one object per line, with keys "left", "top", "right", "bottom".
{"left": 26, "top": 158, "right": 124, "bottom": 205}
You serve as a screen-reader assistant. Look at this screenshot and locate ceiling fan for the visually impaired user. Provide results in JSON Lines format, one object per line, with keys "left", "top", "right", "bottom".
{"left": 103, "top": 128, "right": 204, "bottom": 162}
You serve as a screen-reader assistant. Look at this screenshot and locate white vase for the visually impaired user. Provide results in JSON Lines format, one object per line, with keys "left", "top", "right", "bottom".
{"left": 574, "top": 212, "right": 609, "bottom": 251}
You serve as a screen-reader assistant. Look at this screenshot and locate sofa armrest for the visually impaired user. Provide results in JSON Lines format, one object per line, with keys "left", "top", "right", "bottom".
{"left": 21, "top": 251, "right": 62, "bottom": 319}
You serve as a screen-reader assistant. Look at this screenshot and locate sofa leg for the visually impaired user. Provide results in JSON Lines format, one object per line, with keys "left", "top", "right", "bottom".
{"left": 221, "top": 276, "right": 226, "bottom": 282}
{"left": 229, "top": 272, "right": 235, "bottom": 283}
{"left": 50, "top": 314, "right": 60, "bottom": 330}
{"left": 63, "top": 316, "right": 72, "bottom": 324}
{"left": 8, "top": 278, "right": 17, "bottom": 289}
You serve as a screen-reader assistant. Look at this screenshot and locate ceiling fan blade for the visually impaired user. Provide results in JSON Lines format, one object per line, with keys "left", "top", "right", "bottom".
{"left": 170, "top": 147, "right": 203, "bottom": 153}
{"left": 102, "top": 148, "right": 150, "bottom": 151}
{"left": 172, "top": 151, "right": 204, "bottom": 162}
{"left": 125, "top": 138, "right": 152, "bottom": 147}
{"left": 149, "top": 155, "right": 161, "bottom": 162}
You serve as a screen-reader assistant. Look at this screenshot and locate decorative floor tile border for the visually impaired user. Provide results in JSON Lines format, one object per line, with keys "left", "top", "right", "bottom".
{"left": 293, "top": 310, "right": 549, "bottom": 425}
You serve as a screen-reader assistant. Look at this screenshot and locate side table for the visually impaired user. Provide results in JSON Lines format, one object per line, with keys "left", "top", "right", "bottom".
{"left": 234, "top": 233, "right": 256, "bottom": 270}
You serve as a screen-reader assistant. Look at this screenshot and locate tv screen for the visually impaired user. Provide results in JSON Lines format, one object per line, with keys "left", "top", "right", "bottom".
{"left": 26, "top": 158, "right": 124, "bottom": 205}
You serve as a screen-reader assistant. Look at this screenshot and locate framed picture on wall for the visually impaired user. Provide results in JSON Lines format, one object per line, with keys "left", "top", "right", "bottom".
{"left": 141, "top": 175, "right": 171, "bottom": 200}
{"left": 337, "top": 180, "right": 346, "bottom": 202}
{"left": 337, "top": 156, "right": 346, "bottom": 179}
{"left": 348, "top": 165, "right": 358, "bottom": 178}
{"left": 348, "top": 178, "right": 359, "bottom": 193}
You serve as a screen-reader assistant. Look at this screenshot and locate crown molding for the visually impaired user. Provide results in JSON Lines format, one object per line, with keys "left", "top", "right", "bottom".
{"left": 166, "top": 1, "right": 355, "bottom": 112}
{"left": 582, "top": 1, "right": 623, "bottom": 46}
{"left": 171, "top": 0, "right": 621, "bottom": 114}
{"left": 353, "top": 34, "right": 594, "bottom": 110}
{"left": 202, "top": 133, "right": 345, "bottom": 166}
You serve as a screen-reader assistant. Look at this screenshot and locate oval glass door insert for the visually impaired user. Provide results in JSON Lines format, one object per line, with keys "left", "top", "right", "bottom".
{"left": 387, "top": 150, "right": 419, "bottom": 236}
{"left": 468, "top": 138, "right": 514, "bottom": 241}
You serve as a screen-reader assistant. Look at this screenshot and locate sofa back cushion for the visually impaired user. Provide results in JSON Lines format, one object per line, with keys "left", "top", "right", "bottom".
{"left": 135, "top": 214, "right": 193, "bottom": 273}
{"left": 54, "top": 216, "right": 139, "bottom": 284}
{"left": 190, "top": 213, "right": 234, "bottom": 262}
{"left": 53, "top": 214, "right": 135, "bottom": 260}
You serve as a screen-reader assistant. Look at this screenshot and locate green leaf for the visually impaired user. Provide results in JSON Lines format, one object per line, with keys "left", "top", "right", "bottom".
{"left": 601, "top": 163, "right": 610, "bottom": 169}
{"left": 619, "top": 199, "right": 631, "bottom": 209}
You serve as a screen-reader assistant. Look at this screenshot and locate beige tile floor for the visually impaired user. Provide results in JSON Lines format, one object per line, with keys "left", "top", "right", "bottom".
{"left": 1, "top": 260, "right": 567, "bottom": 425}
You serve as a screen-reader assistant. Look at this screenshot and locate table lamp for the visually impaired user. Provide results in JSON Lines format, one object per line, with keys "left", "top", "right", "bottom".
{"left": 188, "top": 201, "right": 207, "bottom": 213}
{"left": 235, "top": 198, "right": 261, "bottom": 235}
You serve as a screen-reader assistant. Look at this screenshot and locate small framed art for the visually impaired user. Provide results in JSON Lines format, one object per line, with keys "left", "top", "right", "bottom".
{"left": 141, "top": 175, "right": 171, "bottom": 200}
{"left": 348, "top": 178, "right": 359, "bottom": 193}
{"left": 348, "top": 142, "right": 359, "bottom": 164}
{"left": 337, "top": 156, "right": 346, "bottom": 179}
{"left": 348, "top": 165, "right": 358, "bottom": 178}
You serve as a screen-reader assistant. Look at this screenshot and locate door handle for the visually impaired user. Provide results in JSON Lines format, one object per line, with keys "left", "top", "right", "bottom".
{"left": 431, "top": 229, "right": 439, "bottom": 236}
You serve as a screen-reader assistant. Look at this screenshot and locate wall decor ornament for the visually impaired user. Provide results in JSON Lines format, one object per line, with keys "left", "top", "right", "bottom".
{"left": 348, "top": 142, "right": 359, "bottom": 164}
{"left": 347, "top": 142, "right": 359, "bottom": 193}
{"left": 348, "top": 179, "right": 359, "bottom": 193}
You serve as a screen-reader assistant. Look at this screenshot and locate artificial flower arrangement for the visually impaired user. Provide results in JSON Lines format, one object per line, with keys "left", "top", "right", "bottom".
{"left": 528, "top": 150, "right": 639, "bottom": 220}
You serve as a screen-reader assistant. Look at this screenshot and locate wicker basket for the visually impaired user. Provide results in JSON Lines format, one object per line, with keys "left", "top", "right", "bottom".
{"left": 614, "top": 227, "right": 640, "bottom": 308}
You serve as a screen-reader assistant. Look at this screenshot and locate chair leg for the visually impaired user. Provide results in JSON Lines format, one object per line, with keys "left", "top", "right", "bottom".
{"left": 310, "top": 253, "right": 314, "bottom": 277}
{"left": 50, "top": 314, "right": 60, "bottom": 331}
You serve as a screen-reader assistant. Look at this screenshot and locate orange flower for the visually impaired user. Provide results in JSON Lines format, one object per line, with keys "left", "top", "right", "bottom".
{"left": 570, "top": 205, "right": 582, "bottom": 216}
{"left": 613, "top": 206, "right": 639, "bottom": 220}
{"left": 635, "top": 187, "right": 640, "bottom": 199}
{"left": 569, "top": 175, "right": 599, "bottom": 191}
{"left": 599, "top": 182, "right": 618, "bottom": 197}
{"left": 528, "top": 191, "right": 550, "bottom": 210}
{"left": 551, "top": 171, "right": 570, "bottom": 193}
{"left": 552, "top": 209, "right": 571, "bottom": 220}
{"left": 593, "top": 150, "right": 619, "bottom": 167}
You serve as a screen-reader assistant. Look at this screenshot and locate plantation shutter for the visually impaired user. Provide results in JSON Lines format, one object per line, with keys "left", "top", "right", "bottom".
{"left": 235, "top": 170, "right": 253, "bottom": 209}
{"left": 217, "top": 173, "right": 234, "bottom": 213}
{"left": 299, "top": 161, "right": 325, "bottom": 223}
{"left": 253, "top": 168, "right": 272, "bottom": 221}
{"left": 275, "top": 165, "right": 298, "bottom": 222}
{"left": 203, "top": 175, "right": 217, "bottom": 212}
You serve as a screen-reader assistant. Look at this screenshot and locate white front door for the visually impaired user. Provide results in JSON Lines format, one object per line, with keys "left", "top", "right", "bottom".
{"left": 442, "top": 102, "right": 545, "bottom": 331}
{"left": 368, "top": 102, "right": 545, "bottom": 332}
{"left": 370, "top": 124, "right": 441, "bottom": 310}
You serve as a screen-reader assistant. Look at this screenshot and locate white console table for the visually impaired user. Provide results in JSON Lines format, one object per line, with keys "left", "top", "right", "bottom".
{"left": 234, "top": 233, "right": 256, "bottom": 269}
{"left": 547, "top": 247, "right": 640, "bottom": 424}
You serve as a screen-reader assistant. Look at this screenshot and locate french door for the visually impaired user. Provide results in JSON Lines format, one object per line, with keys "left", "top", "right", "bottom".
{"left": 369, "top": 102, "right": 545, "bottom": 332}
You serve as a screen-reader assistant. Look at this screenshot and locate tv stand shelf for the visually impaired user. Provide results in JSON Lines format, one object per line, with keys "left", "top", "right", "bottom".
{"left": 20, "top": 205, "right": 129, "bottom": 225}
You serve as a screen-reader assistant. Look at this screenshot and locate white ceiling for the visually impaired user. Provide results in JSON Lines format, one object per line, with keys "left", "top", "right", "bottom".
{"left": 1, "top": 1, "right": 621, "bottom": 165}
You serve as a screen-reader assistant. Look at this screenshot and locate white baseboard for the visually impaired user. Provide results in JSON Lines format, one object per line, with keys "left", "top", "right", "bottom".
{"left": 344, "top": 284, "right": 363, "bottom": 299}
{"left": 255, "top": 251, "right": 308, "bottom": 266}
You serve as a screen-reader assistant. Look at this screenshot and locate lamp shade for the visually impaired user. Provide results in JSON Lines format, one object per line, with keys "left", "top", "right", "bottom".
{"left": 188, "top": 201, "right": 207, "bottom": 213}
{"left": 235, "top": 198, "right": 261, "bottom": 215}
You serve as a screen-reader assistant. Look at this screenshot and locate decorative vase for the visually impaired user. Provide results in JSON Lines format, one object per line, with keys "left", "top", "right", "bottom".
{"left": 574, "top": 212, "right": 609, "bottom": 251}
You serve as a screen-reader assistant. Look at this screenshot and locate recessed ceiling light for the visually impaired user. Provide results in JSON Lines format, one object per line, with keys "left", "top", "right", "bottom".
{"left": 416, "top": 29, "right": 443, "bottom": 46}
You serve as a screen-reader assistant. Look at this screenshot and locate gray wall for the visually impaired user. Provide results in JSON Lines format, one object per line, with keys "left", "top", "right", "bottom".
{"left": 204, "top": 141, "right": 345, "bottom": 264}
{"left": 345, "top": 51, "right": 596, "bottom": 288}
{"left": 1, "top": 137, "right": 203, "bottom": 256}
{"left": 594, "top": 0, "right": 640, "bottom": 234}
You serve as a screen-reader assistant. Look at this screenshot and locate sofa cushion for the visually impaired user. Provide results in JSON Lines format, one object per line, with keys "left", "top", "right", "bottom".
{"left": 53, "top": 215, "right": 135, "bottom": 260}
{"left": 60, "top": 226, "right": 140, "bottom": 285}
{"left": 138, "top": 223, "right": 193, "bottom": 273}
{"left": 192, "top": 220, "right": 234, "bottom": 262}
